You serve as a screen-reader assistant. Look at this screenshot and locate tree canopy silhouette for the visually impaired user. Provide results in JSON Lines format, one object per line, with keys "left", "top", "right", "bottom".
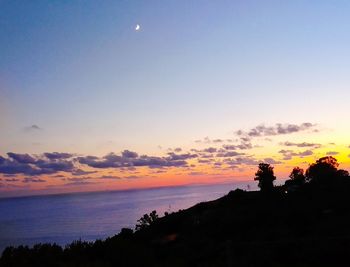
{"left": 254, "top": 163, "right": 276, "bottom": 191}
{"left": 284, "top": 167, "right": 306, "bottom": 192}
{"left": 305, "top": 156, "right": 349, "bottom": 185}
{"left": 290, "top": 167, "right": 305, "bottom": 184}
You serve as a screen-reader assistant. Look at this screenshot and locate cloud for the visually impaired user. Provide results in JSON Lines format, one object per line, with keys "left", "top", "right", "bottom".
{"left": 0, "top": 182, "right": 27, "bottom": 189}
{"left": 298, "top": 150, "right": 314, "bottom": 157}
{"left": 76, "top": 156, "right": 101, "bottom": 167}
{"left": 124, "top": 175, "right": 141, "bottom": 179}
{"left": 222, "top": 155, "right": 282, "bottom": 167}
{"left": 44, "top": 152, "right": 73, "bottom": 160}
{"left": 223, "top": 156, "right": 260, "bottom": 167}
{"left": 100, "top": 175, "right": 121, "bottom": 179}
{"left": 223, "top": 145, "right": 236, "bottom": 151}
{"left": 5, "top": 178, "right": 20, "bottom": 182}
{"left": 34, "top": 160, "right": 74, "bottom": 173}
{"left": 194, "top": 137, "right": 211, "bottom": 144}
{"left": 23, "top": 177, "right": 46, "bottom": 183}
{"left": 66, "top": 177, "right": 92, "bottom": 182}
{"left": 63, "top": 181, "right": 97, "bottom": 187}
{"left": 121, "top": 150, "right": 138, "bottom": 158}
{"left": 188, "top": 171, "right": 206, "bottom": 176}
{"left": 222, "top": 142, "right": 253, "bottom": 150}
{"left": 3, "top": 174, "right": 16, "bottom": 177}
{"left": 0, "top": 128, "right": 324, "bottom": 184}
{"left": 77, "top": 151, "right": 194, "bottom": 170}
{"left": 326, "top": 151, "right": 339, "bottom": 156}
{"left": 216, "top": 151, "right": 243, "bottom": 158}
{"left": 281, "top": 141, "right": 321, "bottom": 148}
{"left": 202, "top": 147, "right": 217, "bottom": 153}
{"left": 71, "top": 169, "right": 97, "bottom": 176}
{"left": 167, "top": 152, "right": 198, "bottom": 161}
{"left": 278, "top": 149, "right": 313, "bottom": 160}
{"left": 197, "top": 159, "right": 213, "bottom": 164}
{"left": 7, "top": 153, "right": 37, "bottom": 164}
{"left": 240, "top": 137, "right": 251, "bottom": 142}
{"left": 23, "top": 125, "right": 42, "bottom": 132}
{"left": 263, "top": 158, "right": 282, "bottom": 164}
{"left": 0, "top": 155, "right": 38, "bottom": 175}
{"left": 199, "top": 153, "right": 214, "bottom": 159}
{"left": 0, "top": 153, "right": 75, "bottom": 176}
{"left": 235, "top": 157, "right": 261, "bottom": 165}
{"left": 236, "top": 123, "right": 316, "bottom": 138}
{"left": 53, "top": 174, "right": 65, "bottom": 178}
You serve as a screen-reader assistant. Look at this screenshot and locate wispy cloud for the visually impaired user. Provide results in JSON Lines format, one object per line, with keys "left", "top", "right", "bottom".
{"left": 326, "top": 151, "right": 339, "bottom": 156}
{"left": 23, "top": 124, "right": 42, "bottom": 132}
{"left": 278, "top": 149, "right": 314, "bottom": 160}
{"left": 71, "top": 169, "right": 97, "bottom": 176}
{"left": 23, "top": 177, "right": 46, "bottom": 183}
{"left": 63, "top": 180, "right": 97, "bottom": 187}
{"left": 281, "top": 141, "right": 321, "bottom": 148}
{"left": 100, "top": 175, "right": 121, "bottom": 179}
{"left": 236, "top": 123, "right": 316, "bottom": 138}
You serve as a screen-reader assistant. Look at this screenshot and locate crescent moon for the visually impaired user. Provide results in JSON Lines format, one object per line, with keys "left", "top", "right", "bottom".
{"left": 135, "top": 24, "right": 140, "bottom": 31}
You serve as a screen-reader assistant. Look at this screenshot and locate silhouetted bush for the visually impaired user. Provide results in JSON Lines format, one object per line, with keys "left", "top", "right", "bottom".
{"left": 135, "top": 210, "right": 159, "bottom": 231}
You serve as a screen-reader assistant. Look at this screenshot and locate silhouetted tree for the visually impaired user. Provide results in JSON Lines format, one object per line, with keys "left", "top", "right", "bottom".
{"left": 284, "top": 167, "right": 306, "bottom": 192}
{"left": 290, "top": 167, "right": 305, "bottom": 184}
{"left": 135, "top": 210, "right": 159, "bottom": 231}
{"left": 305, "top": 156, "right": 348, "bottom": 185}
{"left": 254, "top": 163, "right": 276, "bottom": 192}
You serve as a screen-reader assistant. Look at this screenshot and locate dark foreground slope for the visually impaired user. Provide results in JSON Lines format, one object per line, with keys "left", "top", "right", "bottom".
{"left": 2, "top": 183, "right": 350, "bottom": 267}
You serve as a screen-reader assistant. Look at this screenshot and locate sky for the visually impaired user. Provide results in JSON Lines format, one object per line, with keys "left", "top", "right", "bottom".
{"left": 1, "top": 0, "right": 350, "bottom": 197}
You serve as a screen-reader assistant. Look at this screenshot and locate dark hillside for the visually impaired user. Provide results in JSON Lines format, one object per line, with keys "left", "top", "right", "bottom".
{"left": 2, "top": 157, "right": 350, "bottom": 267}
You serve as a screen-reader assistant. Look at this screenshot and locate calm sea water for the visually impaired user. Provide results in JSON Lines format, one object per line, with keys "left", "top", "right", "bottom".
{"left": 0, "top": 183, "right": 243, "bottom": 253}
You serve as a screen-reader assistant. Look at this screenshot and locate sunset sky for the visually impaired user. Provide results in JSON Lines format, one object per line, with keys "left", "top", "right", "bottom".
{"left": 1, "top": 0, "right": 350, "bottom": 197}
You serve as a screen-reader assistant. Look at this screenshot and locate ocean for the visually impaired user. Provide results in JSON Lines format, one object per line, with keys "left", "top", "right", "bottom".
{"left": 0, "top": 182, "right": 244, "bottom": 253}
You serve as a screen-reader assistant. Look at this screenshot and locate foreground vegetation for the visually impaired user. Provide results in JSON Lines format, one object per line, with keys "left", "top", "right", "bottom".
{"left": 2, "top": 156, "right": 350, "bottom": 267}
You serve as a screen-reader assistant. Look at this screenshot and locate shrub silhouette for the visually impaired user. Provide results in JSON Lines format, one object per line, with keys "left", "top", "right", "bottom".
{"left": 135, "top": 210, "right": 159, "bottom": 231}
{"left": 254, "top": 163, "right": 276, "bottom": 192}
